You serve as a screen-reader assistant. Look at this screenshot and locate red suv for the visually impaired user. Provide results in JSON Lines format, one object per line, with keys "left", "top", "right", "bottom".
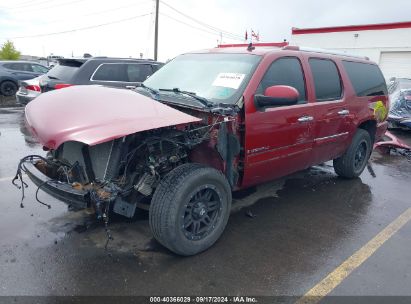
{"left": 16, "top": 45, "right": 389, "bottom": 256}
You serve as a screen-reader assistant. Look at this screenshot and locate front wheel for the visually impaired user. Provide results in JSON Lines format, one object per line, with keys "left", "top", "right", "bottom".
{"left": 149, "top": 163, "right": 232, "bottom": 256}
{"left": 333, "top": 129, "right": 372, "bottom": 178}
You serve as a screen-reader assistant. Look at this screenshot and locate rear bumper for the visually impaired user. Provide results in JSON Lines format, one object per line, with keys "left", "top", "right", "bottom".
{"left": 16, "top": 92, "right": 36, "bottom": 105}
{"left": 23, "top": 161, "right": 89, "bottom": 209}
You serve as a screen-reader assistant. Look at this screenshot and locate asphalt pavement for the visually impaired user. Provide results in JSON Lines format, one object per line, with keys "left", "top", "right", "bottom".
{"left": 1, "top": 107, "right": 411, "bottom": 301}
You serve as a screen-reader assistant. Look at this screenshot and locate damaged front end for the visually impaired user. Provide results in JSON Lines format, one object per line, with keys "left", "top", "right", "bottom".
{"left": 14, "top": 85, "right": 240, "bottom": 223}
{"left": 13, "top": 85, "right": 215, "bottom": 218}
{"left": 16, "top": 128, "right": 202, "bottom": 219}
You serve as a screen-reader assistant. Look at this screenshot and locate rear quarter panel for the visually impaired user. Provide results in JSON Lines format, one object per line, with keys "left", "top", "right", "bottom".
{"left": 335, "top": 58, "right": 388, "bottom": 143}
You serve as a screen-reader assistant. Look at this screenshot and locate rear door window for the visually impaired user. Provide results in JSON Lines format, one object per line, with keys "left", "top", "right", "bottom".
{"left": 92, "top": 63, "right": 128, "bottom": 82}
{"left": 309, "top": 58, "right": 342, "bottom": 101}
{"left": 127, "top": 64, "right": 152, "bottom": 82}
{"left": 342, "top": 61, "right": 387, "bottom": 96}
{"left": 20, "top": 63, "right": 33, "bottom": 72}
{"left": 257, "top": 57, "right": 307, "bottom": 103}
{"left": 31, "top": 64, "right": 49, "bottom": 73}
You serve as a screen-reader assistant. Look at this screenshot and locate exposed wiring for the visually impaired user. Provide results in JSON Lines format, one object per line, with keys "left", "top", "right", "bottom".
{"left": 12, "top": 155, "right": 71, "bottom": 208}
{"left": 34, "top": 180, "right": 52, "bottom": 209}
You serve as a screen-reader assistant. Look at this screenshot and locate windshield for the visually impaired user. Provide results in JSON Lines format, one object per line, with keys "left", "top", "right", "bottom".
{"left": 143, "top": 53, "right": 261, "bottom": 104}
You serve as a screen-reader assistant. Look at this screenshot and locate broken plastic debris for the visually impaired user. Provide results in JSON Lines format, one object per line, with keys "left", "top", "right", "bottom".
{"left": 245, "top": 209, "right": 256, "bottom": 218}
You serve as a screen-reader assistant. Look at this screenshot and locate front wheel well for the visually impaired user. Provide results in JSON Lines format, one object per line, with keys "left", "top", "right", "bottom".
{"left": 358, "top": 120, "right": 376, "bottom": 143}
{"left": 0, "top": 79, "right": 18, "bottom": 86}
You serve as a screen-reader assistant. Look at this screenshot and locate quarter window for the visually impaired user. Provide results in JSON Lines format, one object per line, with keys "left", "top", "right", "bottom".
{"left": 92, "top": 63, "right": 128, "bottom": 82}
{"left": 309, "top": 58, "right": 342, "bottom": 101}
{"left": 92, "top": 63, "right": 152, "bottom": 82}
{"left": 257, "top": 57, "right": 306, "bottom": 103}
{"left": 342, "top": 61, "right": 387, "bottom": 96}
{"left": 4, "top": 63, "right": 33, "bottom": 72}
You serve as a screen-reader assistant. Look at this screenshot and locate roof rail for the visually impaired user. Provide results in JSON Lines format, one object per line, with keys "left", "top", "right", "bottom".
{"left": 282, "top": 45, "right": 369, "bottom": 60}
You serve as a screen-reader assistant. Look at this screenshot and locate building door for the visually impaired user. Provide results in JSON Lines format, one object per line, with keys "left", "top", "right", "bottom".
{"left": 380, "top": 52, "right": 411, "bottom": 80}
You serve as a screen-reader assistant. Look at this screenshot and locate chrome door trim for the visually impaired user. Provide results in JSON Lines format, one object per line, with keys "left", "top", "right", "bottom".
{"left": 314, "top": 132, "right": 349, "bottom": 142}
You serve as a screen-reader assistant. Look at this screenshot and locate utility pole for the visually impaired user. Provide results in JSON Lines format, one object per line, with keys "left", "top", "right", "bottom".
{"left": 154, "top": 0, "right": 159, "bottom": 61}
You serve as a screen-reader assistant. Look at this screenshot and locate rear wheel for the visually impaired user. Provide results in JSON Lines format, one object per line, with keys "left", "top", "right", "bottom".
{"left": 149, "top": 163, "right": 232, "bottom": 256}
{"left": 0, "top": 81, "right": 18, "bottom": 96}
{"left": 333, "top": 129, "right": 372, "bottom": 178}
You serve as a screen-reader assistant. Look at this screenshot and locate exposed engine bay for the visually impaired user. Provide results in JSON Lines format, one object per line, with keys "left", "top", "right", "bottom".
{"left": 13, "top": 108, "right": 241, "bottom": 213}
{"left": 12, "top": 85, "right": 243, "bottom": 253}
{"left": 19, "top": 125, "right": 212, "bottom": 215}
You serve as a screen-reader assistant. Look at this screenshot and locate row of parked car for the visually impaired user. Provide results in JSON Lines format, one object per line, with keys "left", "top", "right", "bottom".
{"left": 0, "top": 57, "right": 163, "bottom": 104}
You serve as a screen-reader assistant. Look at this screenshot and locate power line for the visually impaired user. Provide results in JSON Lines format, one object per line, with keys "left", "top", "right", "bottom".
{"left": 24, "top": 0, "right": 151, "bottom": 27}
{"left": 0, "top": 0, "right": 53, "bottom": 10}
{"left": 160, "top": 0, "right": 244, "bottom": 41}
{"left": 6, "top": 0, "right": 85, "bottom": 13}
{"left": 7, "top": 13, "right": 152, "bottom": 39}
{"left": 160, "top": 13, "right": 222, "bottom": 38}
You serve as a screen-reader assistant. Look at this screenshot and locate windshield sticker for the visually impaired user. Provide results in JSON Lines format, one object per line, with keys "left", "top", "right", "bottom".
{"left": 212, "top": 73, "right": 245, "bottom": 89}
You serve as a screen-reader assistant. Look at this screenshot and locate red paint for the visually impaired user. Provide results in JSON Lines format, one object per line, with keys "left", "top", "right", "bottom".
{"left": 238, "top": 48, "right": 387, "bottom": 188}
{"left": 25, "top": 47, "right": 389, "bottom": 191}
{"left": 264, "top": 85, "right": 299, "bottom": 100}
{"left": 374, "top": 131, "right": 411, "bottom": 153}
{"left": 218, "top": 42, "right": 288, "bottom": 48}
{"left": 292, "top": 21, "right": 411, "bottom": 35}
{"left": 54, "top": 83, "right": 74, "bottom": 90}
{"left": 25, "top": 85, "right": 201, "bottom": 149}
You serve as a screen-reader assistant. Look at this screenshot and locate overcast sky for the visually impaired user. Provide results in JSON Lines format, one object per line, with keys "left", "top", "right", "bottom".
{"left": 0, "top": 0, "right": 410, "bottom": 61}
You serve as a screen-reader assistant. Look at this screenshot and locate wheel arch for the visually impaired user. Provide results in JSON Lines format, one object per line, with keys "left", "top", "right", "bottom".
{"left": 0, "top": 76, "right": 18, "bottom": 86}
{"left": 358, "top": 119, "right": 377, "bottom": 144}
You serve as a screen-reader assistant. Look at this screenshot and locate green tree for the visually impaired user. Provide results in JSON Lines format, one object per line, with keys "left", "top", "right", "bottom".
{"left": 0, "top": 40, "right": 21, "bottom": 60}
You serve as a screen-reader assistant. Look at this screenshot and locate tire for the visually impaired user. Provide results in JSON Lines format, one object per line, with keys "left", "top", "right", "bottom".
{"left": 0, "top": 81, "right": 18, "bottom": 96}
{"left": 149, "top": 163, "right": 232, "bottom": 256}
{"left": 333, "top": 129, "right": 372, "bottom": 179}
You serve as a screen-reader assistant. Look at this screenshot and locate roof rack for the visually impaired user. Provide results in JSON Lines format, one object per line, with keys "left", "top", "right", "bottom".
{"left": 282, "top": 45, "right": 369, "bottom": 60}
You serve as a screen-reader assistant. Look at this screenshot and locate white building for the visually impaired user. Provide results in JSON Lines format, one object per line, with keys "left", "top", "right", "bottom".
{"left": 290, "top": 21, "right": 411, "bottom": 80}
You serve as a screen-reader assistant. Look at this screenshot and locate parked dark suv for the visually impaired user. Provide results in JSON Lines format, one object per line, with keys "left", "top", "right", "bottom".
{"left": 16, "top": 57, "right": 163, "bottom": 105}
{"left": 0, "top": 60, "right": 49, "bottom": 96}
{"left": 40, "top": 57, "right": 162, "bottom": 92}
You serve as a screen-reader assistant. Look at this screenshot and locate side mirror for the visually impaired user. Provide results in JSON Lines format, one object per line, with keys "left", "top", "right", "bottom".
{"left": 254, "top": 85, "right": 299, "bottom": 110}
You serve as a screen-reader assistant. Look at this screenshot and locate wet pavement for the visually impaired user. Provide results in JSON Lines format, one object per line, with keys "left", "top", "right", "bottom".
{"left": 1, "top": 107, "right": 411, "bottom": 298}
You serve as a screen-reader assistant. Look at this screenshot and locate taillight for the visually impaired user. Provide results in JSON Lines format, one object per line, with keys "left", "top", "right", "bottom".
{"left": 54, "top": 83, "right": 73, "bottom": 89}
{"left": 25, "top": 85, "right": 41, "bottom": 92}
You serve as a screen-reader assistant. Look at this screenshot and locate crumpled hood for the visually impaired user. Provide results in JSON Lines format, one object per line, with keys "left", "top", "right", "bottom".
{"left": 25, "top": 85, "right": 201, "bottom": 149}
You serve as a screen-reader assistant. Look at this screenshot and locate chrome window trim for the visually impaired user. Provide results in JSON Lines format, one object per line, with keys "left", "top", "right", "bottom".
{"left": 89, "top": 62, "right": 152, "bottom": 83}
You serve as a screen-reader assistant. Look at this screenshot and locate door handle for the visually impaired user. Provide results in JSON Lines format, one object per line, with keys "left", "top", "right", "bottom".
{"left": 338, "top": 109, "right": 350, "bottom": 115}
{"left": 125, "top": 85, "right": 136, "bottom": 90}
{"left": 298, "top": 115, "right": 314, "bottom": 122}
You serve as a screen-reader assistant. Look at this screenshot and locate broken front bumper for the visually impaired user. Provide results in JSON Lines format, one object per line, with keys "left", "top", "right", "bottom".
{"left": 23, "top": 161, "right": 89, "bottom": 209}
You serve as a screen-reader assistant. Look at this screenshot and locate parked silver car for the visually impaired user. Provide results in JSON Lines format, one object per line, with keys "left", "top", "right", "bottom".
{"left": 16, "top": 76, "right": 42, "bottom": 105}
